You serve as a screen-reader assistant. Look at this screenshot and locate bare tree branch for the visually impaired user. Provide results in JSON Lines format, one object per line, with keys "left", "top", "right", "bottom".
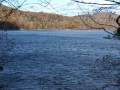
{"left": 78, "top": 13, "right": 102, "bottom": 29}
{"left": 116, "top": 15, "right": 120, "bottom": 26}
{"left": 71, "top": 0, "right": 117, "bottom": 5}
{"left": 105, "top": 0, "right": 120, "bottom": 4}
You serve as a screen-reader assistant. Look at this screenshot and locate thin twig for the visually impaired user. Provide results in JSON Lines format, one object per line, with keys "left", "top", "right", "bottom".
{"left": 72, "top": 0, "right": 117, "bottom": 5}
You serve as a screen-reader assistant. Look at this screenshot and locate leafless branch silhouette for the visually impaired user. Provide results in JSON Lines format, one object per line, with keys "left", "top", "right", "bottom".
{"left": 0, "top": 0, "right": 120, "bottom": 90}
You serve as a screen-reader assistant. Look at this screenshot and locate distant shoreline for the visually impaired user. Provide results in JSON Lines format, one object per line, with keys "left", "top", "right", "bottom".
{"left": 0, "top": 29, "right": 114, "bottom": 31}
{"left": 19, "top": 29, "right": 114, "bottom": 31}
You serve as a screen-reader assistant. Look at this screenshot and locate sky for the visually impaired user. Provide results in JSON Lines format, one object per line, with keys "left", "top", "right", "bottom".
{"left": 3, "top": 0, "right": 120, "bottom": 16}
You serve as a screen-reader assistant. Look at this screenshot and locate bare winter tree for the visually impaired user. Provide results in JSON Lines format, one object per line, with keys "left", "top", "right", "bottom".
{"left": 0, "top": 0, "right": 120, "bottom": 89}
{"left": 0, "top": 0, "right": 27, "bottom": 89}
{"left": 0, "top": 0, "right": 26, "bottom": 70}
{"left": 72, "top": 0, "right": 120, "bottom": 36}
{"left": 72, "top": 0, "right": 120, "bottom": 89}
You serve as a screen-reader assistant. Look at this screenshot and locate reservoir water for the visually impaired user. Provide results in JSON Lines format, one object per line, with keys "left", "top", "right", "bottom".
{"left": 0, "top": 30, "right": 120, "bottom": 90}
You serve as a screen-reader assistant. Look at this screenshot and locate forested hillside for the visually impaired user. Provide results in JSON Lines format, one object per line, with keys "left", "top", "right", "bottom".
{"left": 0, "top": 5, "right": 118, "bottom": 30}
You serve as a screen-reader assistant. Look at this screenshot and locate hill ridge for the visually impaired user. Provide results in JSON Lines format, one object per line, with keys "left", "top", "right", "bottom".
{"left": 0, "top": 4, "right": 118, "bottom": 30}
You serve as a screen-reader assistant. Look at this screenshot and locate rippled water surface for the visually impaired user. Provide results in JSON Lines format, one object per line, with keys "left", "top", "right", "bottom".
{"left": 0, "top": 30, "right": 120, "bottom": 90}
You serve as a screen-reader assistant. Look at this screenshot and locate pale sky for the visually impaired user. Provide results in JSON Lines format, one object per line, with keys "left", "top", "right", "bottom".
{"left": 3, "top": 0, "right": 120, "bottom": 16}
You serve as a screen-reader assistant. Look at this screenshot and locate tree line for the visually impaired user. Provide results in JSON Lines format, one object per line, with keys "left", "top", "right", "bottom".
{"left": 0, "top": 5, "right": 118, "bottom": 30}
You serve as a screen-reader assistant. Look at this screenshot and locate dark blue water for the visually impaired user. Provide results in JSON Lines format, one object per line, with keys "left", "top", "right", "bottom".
{"left": 0, "top": 30, "right": 120, "bottom": 90}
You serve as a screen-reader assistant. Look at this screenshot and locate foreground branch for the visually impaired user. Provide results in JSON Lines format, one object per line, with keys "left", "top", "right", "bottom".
{"left": 71, "top": 0, "right": 117, "bottom": 5}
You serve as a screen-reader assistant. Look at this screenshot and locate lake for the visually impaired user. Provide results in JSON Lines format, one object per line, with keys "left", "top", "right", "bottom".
{"left": 0, "top": 30, "right": 120, "bottom": 90}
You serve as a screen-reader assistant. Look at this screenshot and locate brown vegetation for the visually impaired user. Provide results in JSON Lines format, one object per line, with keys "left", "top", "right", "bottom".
{"left": 0, "top": 5, "right": 118, "bottom": 30}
